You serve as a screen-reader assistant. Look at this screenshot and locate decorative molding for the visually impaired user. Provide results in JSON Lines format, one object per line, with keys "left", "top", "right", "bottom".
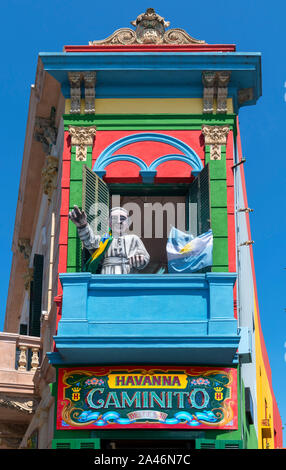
{"left": 90, "top": 28, "right": 137, "bottom": 45}
{"left": 202, "top": 125, "right": 230, "bottom": 145}
{"left": 89, "top": 8, "right": 205, "bottom": 46}
{"left": 63, "top": 113, "right": 236, "bottom": 131}
{"left": 68, "top": 71, "right": 96, "bottom": 114}
{"left": 18, "top": 239, "right": 33, "bottom": 290}
{"left": 83, "top": 72, "right": 96, "bottom": 114}
{"left": 201, "top": 125, "right": 230, "bottom": 160}
{"left": 202, "top": 72, "right": 216, "bottom": 114}
{"left": 0, "top": 395, "right": 39, "bottom": 414}
{"left": 93, "top": 132, "right": 203, "bottom": 181}
{"left": 217, "top": 71, "right": 231, "bottom": 113}
{"left": 41, "top": 155, "right": 59, "bottom": 202}
{"left": 68, "top": 126, "right": 96, "bottom": 161}
{"left": 34, "top": 107, "right": 57, "bottom": 153}
{"left": 68, "top": 72, "right": 81, "bottom": 114}
{"left": 18, "top": 239, "right": 32, "bottom": 260}
{"left": 202, "top": 72, "right": 231, "bottom": 114}
{"left": 238, "top": 87, "right": 254, "bottom": 105}
{"left": 163, "top": 28, "right": 204, "bottom": 45}
{"left": 23, "top": 267, "right": 34, "bottom": 291}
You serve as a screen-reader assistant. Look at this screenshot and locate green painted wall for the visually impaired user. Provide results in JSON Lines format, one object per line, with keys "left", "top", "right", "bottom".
{"left": 63, "top": 113, "right": 236, "bottom": 131}
{"left": 241, "top": 380, "right": 259, "bottom": 449}
{"left": 205, "top": 146, "right": 229, "bottom": 271}
{"left": 67, "top": 146, "right": 92, "bottom": 272}
{"left": 203, "top": 371, "right": 258, "bottom": 448}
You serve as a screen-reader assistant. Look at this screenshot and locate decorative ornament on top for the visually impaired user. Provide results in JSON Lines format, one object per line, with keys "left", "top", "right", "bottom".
{"left": 89, "top": 8, "right": 205, "bottom": 46}
{"left": 130, "top": 7, "right": 170, "bottom": 44}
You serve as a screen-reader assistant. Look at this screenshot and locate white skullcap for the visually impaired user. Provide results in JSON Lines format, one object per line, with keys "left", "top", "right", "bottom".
{"left": 110, "top": 207, "right": 129, "bottom": 216}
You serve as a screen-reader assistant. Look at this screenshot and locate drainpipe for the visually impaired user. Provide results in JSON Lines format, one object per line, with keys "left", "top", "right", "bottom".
{"left": 233, "top": 128, "right": 244, "bottom": 445}
{"left": 47, "top": 211, "right": 55, "bottom": 313}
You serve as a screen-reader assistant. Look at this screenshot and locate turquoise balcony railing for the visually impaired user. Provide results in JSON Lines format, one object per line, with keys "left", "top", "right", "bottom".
{"left": 49, "top": 272, "right": 241, "bottom": 366}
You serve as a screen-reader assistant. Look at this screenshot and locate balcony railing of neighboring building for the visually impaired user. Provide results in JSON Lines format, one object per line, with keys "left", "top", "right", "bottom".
{"left": 261, "top": 418, "right": 272, "bottom": 441}
{"left": 0, "top": 332, "right": 41, "bottom": 396}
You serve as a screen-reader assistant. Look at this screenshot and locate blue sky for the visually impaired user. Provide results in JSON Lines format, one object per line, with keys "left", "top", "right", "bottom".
{"left": 0, "top": 0, "right": 285, "bottom": 445}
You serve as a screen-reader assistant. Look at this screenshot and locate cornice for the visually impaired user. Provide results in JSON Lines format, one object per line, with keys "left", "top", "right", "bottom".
{"left": 64, "top": 44, "right": 236, "bottom": 53}
{"left": 39, "top": 52, "right": 261, "bottom": 109}
{"left": 63, "top": 113, "right": 236, "bottom": 131}
{"left": 40, "top": 51, "right": 261, "bottom": 69}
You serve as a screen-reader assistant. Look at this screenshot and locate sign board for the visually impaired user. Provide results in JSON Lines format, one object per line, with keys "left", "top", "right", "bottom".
{"left": 57, "top": 366, "right": 237, "bottom": 430}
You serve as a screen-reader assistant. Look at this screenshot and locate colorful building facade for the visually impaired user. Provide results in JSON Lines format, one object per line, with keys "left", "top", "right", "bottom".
{"left": 1, "top": 9, "right": 282, "bottom": 449}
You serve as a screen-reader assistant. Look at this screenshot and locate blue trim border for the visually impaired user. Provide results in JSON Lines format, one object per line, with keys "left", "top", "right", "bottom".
{"left": 93, "top": 132, "right": 203, "bottom": 181}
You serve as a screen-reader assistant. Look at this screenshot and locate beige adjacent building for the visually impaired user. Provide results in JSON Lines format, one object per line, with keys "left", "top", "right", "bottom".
{"left": 0, "top": 62, "right": 64, "bottom": 449}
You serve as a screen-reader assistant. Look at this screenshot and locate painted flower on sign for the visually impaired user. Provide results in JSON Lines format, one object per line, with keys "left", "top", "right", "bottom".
{"left": 190, "top": 378, "right": 210, "bottom": 386}
{"left": 85, "top": 377, "right": 105, "bottom": 386}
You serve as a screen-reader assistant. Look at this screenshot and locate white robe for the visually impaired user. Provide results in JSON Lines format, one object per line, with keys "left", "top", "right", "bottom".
{"left": 78, "top": 224, "right": 150, "bottom": 274}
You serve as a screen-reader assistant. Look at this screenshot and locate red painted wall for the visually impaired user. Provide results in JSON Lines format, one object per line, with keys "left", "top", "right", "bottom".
{"left": 55, "top": 131, "right": 71, "bottom": 336}
{"left": 92, "top": 130, "right": 205, "bottom": 183}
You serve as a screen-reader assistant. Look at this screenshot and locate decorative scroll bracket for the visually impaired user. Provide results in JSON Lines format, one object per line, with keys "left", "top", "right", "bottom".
{"left": 202, "top": 72, "right": 231, "bottom": 114}
{"left": 68, "top": 126, "right": 96, "bottom": 161}
{"left": 201, "top": 125, "right": 230, "bottom": 160}
{"left": 68, "top": 72, "right": 96, "bottom": 114}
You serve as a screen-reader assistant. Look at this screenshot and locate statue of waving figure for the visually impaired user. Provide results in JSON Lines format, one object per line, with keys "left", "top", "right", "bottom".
{"left": 69, "top": 205, "right": 150, "bottom": 274}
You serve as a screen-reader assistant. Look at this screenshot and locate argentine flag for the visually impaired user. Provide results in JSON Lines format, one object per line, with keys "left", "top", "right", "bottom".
{"left": 167, "top": 227, "right": 213, "bottom": 273}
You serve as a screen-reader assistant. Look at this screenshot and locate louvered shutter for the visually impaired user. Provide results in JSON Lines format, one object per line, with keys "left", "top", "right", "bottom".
{"left": 196, "top": 439, "right": 243, "bottom": 449}
{"left": 187, "top": 164, "right": 211, "bottom": 236}
{"left": 219, "top": 440, "right": 243, "bottom": 449}
{"left": 185, "top": 164, "right": 211, "bottom": 273}
{"left": 52, "top": 439, "right": 100, "bottom": 449}
{"left": 196, "top": 439, "right": 218, "bottom": 449}
{"left": 52, "top": 439, "right": 74, "bottom": 449}
{"left": 28, "top": 254, "right": 44, "bottom": 337}
{"left": 78, "top": 439, "right": 100, "bottom": 449}
{"left": 82, "top": 165, "right": 110, "bottom": 237}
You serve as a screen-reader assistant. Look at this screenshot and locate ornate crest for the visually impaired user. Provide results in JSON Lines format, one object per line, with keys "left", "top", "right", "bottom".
{"left": 130, "top": 7, "right": 169, "bottom": 44}
{"left": 89, "top": 8, "right": 205, "bottom": 46}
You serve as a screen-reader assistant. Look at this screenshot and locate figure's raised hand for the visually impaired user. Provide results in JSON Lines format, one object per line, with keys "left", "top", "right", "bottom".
{"left": 68, "top": 205, "right": 87, "bottom": 228}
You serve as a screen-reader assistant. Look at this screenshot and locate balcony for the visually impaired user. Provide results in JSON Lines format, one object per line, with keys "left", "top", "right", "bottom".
{"left": 49, "top": 272, "right": 241, "bottom": 366}
{"left": 0, "top": 332, "right": 41, "bottom": 448}
{"left": 0, "top": 332, "right": 41, "bottom": 395}
{"left": 261, "top": 418, "right": 272, "bottom": 439}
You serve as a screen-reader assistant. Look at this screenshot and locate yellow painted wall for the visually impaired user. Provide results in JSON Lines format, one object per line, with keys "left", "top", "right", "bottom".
{"left": 64, "top": 98, "right": 234, "bottom": 115}
{"left": 254, "top": 295, "right": 275, "bottom": 449}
